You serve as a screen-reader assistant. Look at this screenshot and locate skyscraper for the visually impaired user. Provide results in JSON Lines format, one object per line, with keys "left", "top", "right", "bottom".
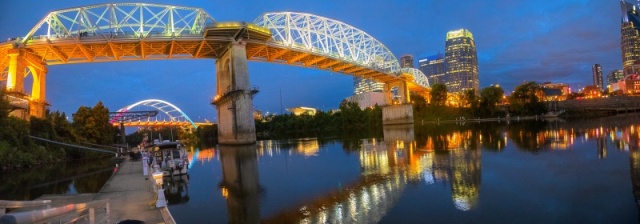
{"left": 443, "top": 29, "right": 479, "bottom": 94}
{"left": 621, "top": 1, "right": 640, "bottom": 75}
{"left": 592, "top": 64, "right": 604, "bottom": 91}
{"left": 400, "top": 55, "right": 414, "bottom": 68}
{"left": 418, "top": 53, "right": 444, "bottom": 86}
{"left": 353, "top": 78, "right": 384, "bottom": 95}
{"left": 607, "top": 70, "right": 624, "bottom": 86}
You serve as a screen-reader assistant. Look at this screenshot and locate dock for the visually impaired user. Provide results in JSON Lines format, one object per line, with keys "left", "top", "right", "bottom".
{"left": 92, "top": 157, "right": 174, "bottom": 223}
{"left": 1, "top": 157, "right": 175, "bottom": 224}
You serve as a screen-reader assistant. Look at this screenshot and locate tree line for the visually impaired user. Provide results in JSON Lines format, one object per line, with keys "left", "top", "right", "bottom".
{"left": 1, "top": 89, "right": 118, "bottom": 169}
{"left": 415, "top": 82, "right": 547, "bottom": 121}
{"left": 257, "top": 82, "right": 549, "bottom": 137}
{"left": 255, "top": 101, "right": 383, "bottom": 139}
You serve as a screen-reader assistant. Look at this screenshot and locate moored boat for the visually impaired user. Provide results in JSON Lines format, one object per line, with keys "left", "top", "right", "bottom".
{"left": 147, "top": 141, "right": 189, "bottom": 176}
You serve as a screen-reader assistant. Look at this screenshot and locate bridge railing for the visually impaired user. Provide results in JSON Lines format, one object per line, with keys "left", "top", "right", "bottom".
{"left": 0, "top": 199, "right": 110, "bottom": 224}
{"left": 0, "top": 200, "right": 51, "bottom": 215}
{"left": 6, "top": 30, "right": 207, "bottom": 44}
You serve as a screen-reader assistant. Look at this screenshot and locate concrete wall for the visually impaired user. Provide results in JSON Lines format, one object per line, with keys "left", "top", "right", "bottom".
{"left": 382, "top": 104, "right": 414, "bottom": 125}
{"left": 345, "top": 92, "right": 385, "bottom": 109}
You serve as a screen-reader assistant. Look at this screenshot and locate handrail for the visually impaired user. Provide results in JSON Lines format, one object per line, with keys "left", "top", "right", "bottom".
{"left": 0, "top": 200, "right": 51, "bottom": 215}
{"left": 0, "top": 199, "right": 109, "bottom": 224}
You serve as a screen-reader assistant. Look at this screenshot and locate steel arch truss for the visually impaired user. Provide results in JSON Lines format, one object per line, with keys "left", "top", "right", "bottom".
{"left": 117, "top": 99, "right": 196, "bottom": 128}
{"left": 400, "top": 68, "right": 429, "bottom": 88}
{"left": 22, "top": 3, "right": 215, "bottom": 44}
{"left": 253, "top": 12, "right": 400, "bottom": 75}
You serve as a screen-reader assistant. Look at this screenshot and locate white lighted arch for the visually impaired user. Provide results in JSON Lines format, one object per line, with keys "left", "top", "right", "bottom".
{"left": 254, "top": 12, "right": 401, "bottom": 75}
{"left": 117, "top": 99, "right": 196, "bottom": 128}
{"left": 400, "top": 67, "right": 430, "bottom": 88}
{"left": 22, "top": 3, "right": 215, "bottom": 44}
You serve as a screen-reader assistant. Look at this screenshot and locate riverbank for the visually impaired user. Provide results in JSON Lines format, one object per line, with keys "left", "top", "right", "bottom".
{"left": 418, "top": 115, "right": 548, "bottom": 125}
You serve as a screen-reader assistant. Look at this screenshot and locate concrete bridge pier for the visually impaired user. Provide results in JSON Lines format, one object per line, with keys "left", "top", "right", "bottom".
{"left": 382, "top": 79, "right": 414, "bottom": 125}
{"left": 5, "top": 48, "right": 48, "bottom": 119}
{"left": 212, "top": 42, "right": 258, "bottom": 145}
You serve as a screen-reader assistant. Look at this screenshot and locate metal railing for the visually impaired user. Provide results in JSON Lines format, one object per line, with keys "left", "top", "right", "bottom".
{"left": 0, "top": 200, "right": 51, "bottom": 215}
{"left": 0, "top": 199, "right": 110, "bottom": 224}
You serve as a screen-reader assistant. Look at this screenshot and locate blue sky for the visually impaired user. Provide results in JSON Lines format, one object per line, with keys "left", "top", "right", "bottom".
{"left": 0, "top": 0, "right": 621, "bottom": 122}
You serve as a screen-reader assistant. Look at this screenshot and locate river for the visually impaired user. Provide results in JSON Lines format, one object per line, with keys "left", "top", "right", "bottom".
{"left": 2, "top": 115, "right": 640, "bottom": 223}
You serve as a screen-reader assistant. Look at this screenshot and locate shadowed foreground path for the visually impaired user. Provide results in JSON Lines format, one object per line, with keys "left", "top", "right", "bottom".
{"left": 35, "top": 157, "right": 174, "bottom": 223}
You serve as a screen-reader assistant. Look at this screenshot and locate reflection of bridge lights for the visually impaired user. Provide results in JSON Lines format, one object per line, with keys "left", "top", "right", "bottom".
{"left": 221, "top": 187, "right": 229, "bottom": 199}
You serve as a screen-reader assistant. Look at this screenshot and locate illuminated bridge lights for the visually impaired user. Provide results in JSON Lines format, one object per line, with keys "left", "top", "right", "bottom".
{"left": 115, "top": 99, "right": 197, "bottom": 128}
{"left": 0, "top": 3, "right": 432, "bottom": 115}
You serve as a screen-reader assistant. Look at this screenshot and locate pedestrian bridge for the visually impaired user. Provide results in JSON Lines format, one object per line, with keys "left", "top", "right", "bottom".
{"left": 1, "top": 3, "right": 430, "bottom": 144}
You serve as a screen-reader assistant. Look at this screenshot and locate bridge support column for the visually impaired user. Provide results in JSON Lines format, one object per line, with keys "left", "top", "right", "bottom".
{"left": 382, "top": 80, "right": 414, "bottom": 125}
{"left": 29, "top": 65, "right": 47, "bottom": 118}
{"left": 6, "top": 49, "right": 48, "bottom": 119}
{"left": 212, "top": 42, "right": 257, "bottom": 145}
{"left": 6, "top": 49, "right": 28, "bottom": 119}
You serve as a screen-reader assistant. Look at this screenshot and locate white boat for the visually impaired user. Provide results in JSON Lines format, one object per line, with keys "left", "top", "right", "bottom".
{"left": 542, "top": 110, "right": 565, "bottom": 118}
{"left": 148, "top": 142, "right": 189, "bottom": 176}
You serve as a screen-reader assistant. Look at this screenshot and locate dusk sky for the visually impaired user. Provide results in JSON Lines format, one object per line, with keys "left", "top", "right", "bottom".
{"left": 0, "top": 0, "right": 621, "bottom": 122}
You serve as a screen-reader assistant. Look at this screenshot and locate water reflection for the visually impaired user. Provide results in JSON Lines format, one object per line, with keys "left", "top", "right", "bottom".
{"left": 218, "top": 144, "right": 261, "bottom": 224}
{"left": 163, "top": 175, "right": 190, "bottom": 205}
{"left": 169, "top": 115, "right": 640, "bottom": 222}
{"left": 413, "top": 124, "right": 483, "bottom": 211}
{"left": 0, "top": 158, "right": 114, "bottom": 200}
{"left": 261, "top": 127, "right": 412, "bottom": 223}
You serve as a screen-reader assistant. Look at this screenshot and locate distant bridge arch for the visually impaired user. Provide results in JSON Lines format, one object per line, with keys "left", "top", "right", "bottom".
{"left": 116, "top": 99, "right": 197, "bottom": 129}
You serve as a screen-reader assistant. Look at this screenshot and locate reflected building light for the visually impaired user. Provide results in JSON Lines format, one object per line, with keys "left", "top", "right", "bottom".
{"left": 349, "top": 192, "right": 357, "bottom": 221}
{"left": 318, "top": 209, "right": 327, "bottom": 224}
{"left": 332, "top": 205, "right": 343, "bottom": 224}
{"left": 296, "top": 139, "right": 320, "bottom": 157}
{"left": 396, "top": 140, "right": 404, "bottom": 150}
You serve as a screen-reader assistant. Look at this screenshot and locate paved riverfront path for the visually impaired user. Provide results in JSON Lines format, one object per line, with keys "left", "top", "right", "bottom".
{"left": 93, "top": 157, "right": 174, "bottom": 224}
{"left": 32, "top": 157, "right": 174, "bottom": 223}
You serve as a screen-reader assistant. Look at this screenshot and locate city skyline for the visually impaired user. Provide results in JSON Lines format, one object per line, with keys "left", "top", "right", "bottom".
{"left": 0, "top": 0, "right": 620, "bottom": 121}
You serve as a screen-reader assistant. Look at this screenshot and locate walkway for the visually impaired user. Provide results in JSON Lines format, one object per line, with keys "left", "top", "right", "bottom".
{"left": 33, "top": 157, "right": 174, "bottom": 223}
{"left": 93, "top": 157, "right": 174, "bottom": 224}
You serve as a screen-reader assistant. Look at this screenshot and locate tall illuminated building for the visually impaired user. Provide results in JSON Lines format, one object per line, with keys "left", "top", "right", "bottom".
{"left": 443, "top": 29, "right": 479, "bottom": 94}
{"left": 621, "top": 1, "right": 640, "bottom": 75}
{"left": 400, "top": 54, "right": 414, "bottom": 68}
{"left": 353, "top": 78, "right": 383, "bottom": 95}
{"left": 607, "top": 69, "right": 624, "bottom": 85}
{"left": 592, "top": 64, "right": 604, "bottom": 91}
{"left": 419, "top": 53, "right": 445, "bottom": 85}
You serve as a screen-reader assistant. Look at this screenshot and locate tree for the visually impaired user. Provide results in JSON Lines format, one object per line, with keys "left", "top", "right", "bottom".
{"left": 508, "top": 82, "right": 547, "bottom": 115}
{"left": 479, "top": 85, "right": 504, "bottom": 117}
{"left": 72, "top": 101, "right": 115, "bottom": 145}
{"left": 0, "top": 88, "right": 11, "bottom": 119}
{"left": 430, "top": 84, "right": 447, "bottom": 106}
{"left": 410, "top": 93, "right": 428, "bottom": 113}
{"left": 462, "top": 89, "right": 479, "bottom": 109}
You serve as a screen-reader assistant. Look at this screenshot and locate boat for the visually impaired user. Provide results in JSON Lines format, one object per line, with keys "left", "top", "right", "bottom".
{"left": 147, "top": 141, "right": 189, "bottom": 176}
{"left": 542, "top": 110, "right": 565, "bottom": 118}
